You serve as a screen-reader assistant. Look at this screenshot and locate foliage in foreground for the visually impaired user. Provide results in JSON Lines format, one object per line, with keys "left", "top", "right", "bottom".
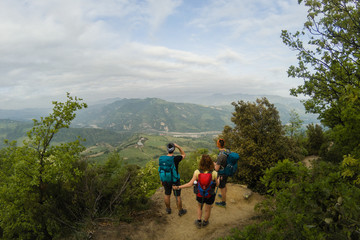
{"left": 221, "top": 97, "right": 303, "bottom": 193}
{"left": 222, "top": 158, "right": 360, "bottom": 240}
{"left": 0, "top": 95, "right": 161, "bottom": 239}
{"left": 0, "top": 93, "right": 87, "bottom": 239}
{"left": 220, "top": 1, "right": 360, "bottom": 237}
{"left": 282, "top": 0, "right": 360, "bottom": 161}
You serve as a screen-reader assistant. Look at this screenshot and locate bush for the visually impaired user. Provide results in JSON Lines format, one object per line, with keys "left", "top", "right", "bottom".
{"left": 222, "top": 159, "right": 360, "bottom": 240}
{"left": 261, "top": 159, "right": 308, "bottom": 195}
{"left": 306, "top": 124, "right": 326, "bottom": 156}
{"left": 221, "top": 98, "right": 302, "bottom": 193}
{"left": 178, "top": 148, "right": 208, "bottom": 183}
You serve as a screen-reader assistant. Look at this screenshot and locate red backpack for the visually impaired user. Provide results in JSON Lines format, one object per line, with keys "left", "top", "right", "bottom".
{"left": 196, "top": 170, "right": 215, "bottom": 198}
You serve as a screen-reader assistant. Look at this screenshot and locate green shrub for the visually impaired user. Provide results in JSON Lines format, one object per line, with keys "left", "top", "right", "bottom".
{"left": 222, "top": 159, "right": 360, "bottom": 240}
{"left": 261, "top": 159, "right": 308, "bottom": 195}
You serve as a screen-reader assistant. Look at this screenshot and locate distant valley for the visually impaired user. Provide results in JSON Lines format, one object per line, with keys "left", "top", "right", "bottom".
{"left": 0, "top": 94, "right": 320, "bottom": 165}
{"left": 0, "top": 93, "right": 319, "bottom": 130}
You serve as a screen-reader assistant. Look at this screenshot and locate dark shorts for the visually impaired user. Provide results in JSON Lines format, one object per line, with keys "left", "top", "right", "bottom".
{"left": 196, "top": 194, "right": 216, "bottom": 205}
{"left": 162, "top": 180, "right": 181, "bottom": 196}
{"left": 219, "top": 175, "right": 228, "bottom": 189}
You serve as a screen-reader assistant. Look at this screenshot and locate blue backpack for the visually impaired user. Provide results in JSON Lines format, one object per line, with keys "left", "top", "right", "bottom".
{"left": 218, "top": 151, "right": 239, "bottom": 176}
{"left": 158, "top": 156, "right": 180, "bottom": 183}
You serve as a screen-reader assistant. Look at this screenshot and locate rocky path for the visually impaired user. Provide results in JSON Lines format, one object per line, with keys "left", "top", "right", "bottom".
{"left": 92, "top": 183, "right": 263, "bottom": 240}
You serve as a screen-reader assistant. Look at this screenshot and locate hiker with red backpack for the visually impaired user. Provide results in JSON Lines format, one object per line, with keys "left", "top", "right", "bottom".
{"left": 159, "top": 143, "right": 187, "bottom": 217}
{"left": 214, "top": 138, "right": 239, "bottom": 207}
{"left": 173, "top": 154, "right": 219, "bottom": 228}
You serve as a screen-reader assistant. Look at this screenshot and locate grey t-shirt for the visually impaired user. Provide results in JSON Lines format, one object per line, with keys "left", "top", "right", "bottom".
{"left": 216, "top": 151, "right": 228, "bottom": 171}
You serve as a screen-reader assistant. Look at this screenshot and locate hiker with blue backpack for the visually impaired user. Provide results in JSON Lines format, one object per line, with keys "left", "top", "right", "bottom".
{"left": 173, "top": 154, "right": 219, "bottom": 228}
{"left": 158, "top": 143, "right": 187, "bottom": 217}
{"left": 214, "top": 138, "right": 239, "bottom": 207}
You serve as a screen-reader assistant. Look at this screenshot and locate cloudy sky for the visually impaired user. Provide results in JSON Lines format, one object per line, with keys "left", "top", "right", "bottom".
{"left": 0, "top": 0, "right": 308, "bottom": 109}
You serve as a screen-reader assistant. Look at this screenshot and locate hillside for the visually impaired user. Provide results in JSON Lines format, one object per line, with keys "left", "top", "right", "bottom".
{"left": 72, "top": 98, "right": 232, "bottom": 133}
{"left": 92, "top": 183, "right": 263, "bottom": 240}
{"left": 0, "top": 119, "right": 133, "bottom": 148}
{"left": 0, "top": 119, "right": 33, "bottom": 148}
{"left": 0, "top": 94, "right": 320, "bottom": 131}
{"left": 165, "top": 93, "right": 319, "bottom": 125}
{"left": 0, "top": 95, "right": 320, "bottom": 161}
{"left": 85, "top": 134, "right": 217, "bottom": 166}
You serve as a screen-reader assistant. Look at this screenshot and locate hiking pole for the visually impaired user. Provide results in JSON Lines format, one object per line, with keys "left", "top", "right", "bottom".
{"left": 214, "top": 185, "right": 219, "bottom": 201}
{"left": 214, "top": 175, "right": 220, "bottom": 202}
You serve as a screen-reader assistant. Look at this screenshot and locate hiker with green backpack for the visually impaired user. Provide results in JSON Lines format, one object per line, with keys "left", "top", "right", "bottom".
{"left": 158, "top": 143, "right": 187, "bottom": 217}
{"left": 214, "top": 138, "right": 239, "bottom": 207}
{"left": 173, "top": 154, "right": 219, "bottom": 228}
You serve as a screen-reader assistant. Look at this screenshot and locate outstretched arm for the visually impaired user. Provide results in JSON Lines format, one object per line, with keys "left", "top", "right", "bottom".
{"left": 173, "top": 172, "right": 196, "bottom": 190}
{"left": 174, "top": 143, "right": 185, "bottom": 159}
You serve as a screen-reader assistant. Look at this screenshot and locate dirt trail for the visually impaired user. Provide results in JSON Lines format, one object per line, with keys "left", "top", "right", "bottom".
{"left": 92, "top": 183, "right": 263, "bottom": 240}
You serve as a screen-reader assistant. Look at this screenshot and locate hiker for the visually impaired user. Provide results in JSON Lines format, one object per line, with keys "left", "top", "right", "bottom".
{"left": 214, "top": 138, "right": 228, "bottom": 207}
{"left": 159, "top": 143, "right": 187, "bottom": 216}
{"left": 173, "top": 154, "right": 219, "bottom": 228}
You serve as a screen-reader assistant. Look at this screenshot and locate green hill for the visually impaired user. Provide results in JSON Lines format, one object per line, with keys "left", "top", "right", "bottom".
{"left": 0, "top": 119, "right": 133, "bottom": 149}
{"left": 111, "top": 133, "right": 216, "bottom": 166}
{"left": 0, "top": 120, "right": 218, "bottom": 167}
{"left": 0, "top": 119, "right": 33, "bottom": 148}
{"left": 0, "top": 96, "right": 320, "bottom": 166}
{"left": 72, "top": 98, "right": 232, "bottom": 133}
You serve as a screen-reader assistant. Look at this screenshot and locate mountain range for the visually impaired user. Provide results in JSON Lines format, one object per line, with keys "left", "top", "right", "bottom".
{"left": 0, "top": 94, "right": 320, "bottom": 134}
{"left": 72, "top": 98, "right": 232, "bottom": 133}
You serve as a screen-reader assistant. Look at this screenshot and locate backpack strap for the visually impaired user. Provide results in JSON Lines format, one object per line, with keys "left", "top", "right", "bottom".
{"left": 223, "top": 149, "right": 231, "bottom": 156}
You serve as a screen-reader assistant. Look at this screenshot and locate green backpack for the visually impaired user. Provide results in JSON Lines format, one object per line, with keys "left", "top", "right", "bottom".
{"left": 218, "top": 151, "right": 239, "bottom": 176}
{"left": 158, "top": 156, "right": 180, "bottom": 183}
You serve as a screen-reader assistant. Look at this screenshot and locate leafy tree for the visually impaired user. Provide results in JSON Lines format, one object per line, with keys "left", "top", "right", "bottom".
{"left": 80, "top": 152, "right": 150, "bottom": 223}
{"left": 223, "top": 159, "right": 360, "bottom": 240}
{"left": 261, "top": 159, "right": 308, "bottom": 195}
{"left": 0, "top": 93, "right": 87, "bottom": 239}
{"left": 341, "top": 154, "right": 360, "bottom": 187}
{"left": 281, "top": 0, "right": 360, "bottom": 158}
{"left": 284, "top": 109, "right": 304, "bottom": 138}
{"left": 306, "top": 123, "right": 326, "bottom": 156}
{"left": 138, "top": 159, "right": 161, "bottom": 198}
{"left": 284, "top": 110, "right": 308, "bottom": 157}
{"left": 222, "top": 1, "right": 360, "bottom": 239}
{"left": 221, "top": 98, "right": 297, "bottom": 192}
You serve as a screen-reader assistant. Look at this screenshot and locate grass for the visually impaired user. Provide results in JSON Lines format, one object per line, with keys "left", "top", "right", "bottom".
{"left": 0, "top": 119, "right": 219, "bottom": 167}
{"left": 87, "top": 133, "right": 217, "bottom": 166}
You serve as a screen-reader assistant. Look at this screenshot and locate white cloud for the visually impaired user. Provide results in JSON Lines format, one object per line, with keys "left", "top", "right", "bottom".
{"left": 0, "top": 0, "right": 309, "bottom": 109}
{"left": 145, "top": 0, "right": 182, "bottom": 35}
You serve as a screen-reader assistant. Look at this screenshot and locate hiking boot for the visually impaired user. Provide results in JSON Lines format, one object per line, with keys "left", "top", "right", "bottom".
{"left": 202, "top": 220, "right": 209, "bottom": 227}
{"left": 194, "top": 219, "right": 202, "bottom": 229}
{"left": 166, "top": 208, "right": 171, "bottom": 214}
{"left": 178, "top": 208, "right": 187, "bottom": 217}
{"left": 215, "top": 201, "right": 226, "bottom": 207}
